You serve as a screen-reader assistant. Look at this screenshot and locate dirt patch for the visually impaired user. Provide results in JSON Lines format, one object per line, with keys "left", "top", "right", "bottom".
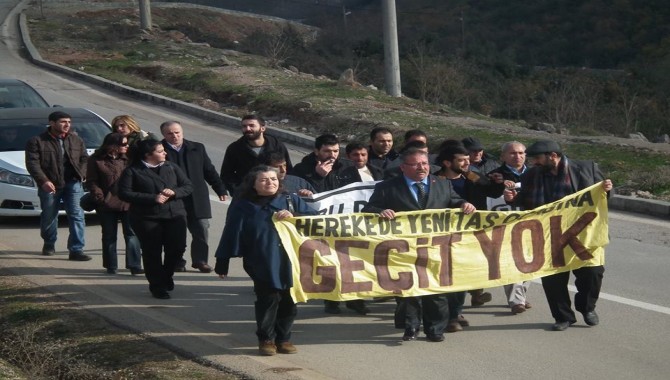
{"left": 0, "top": 271, "right": 241, "bottom": 380}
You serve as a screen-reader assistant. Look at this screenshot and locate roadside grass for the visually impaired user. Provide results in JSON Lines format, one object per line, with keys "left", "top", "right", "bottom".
{"left": 0, "top": 274, "right": 240, "bottom": 380}
{"left": 25, "top": 3, "right": 670, "bottom": 199}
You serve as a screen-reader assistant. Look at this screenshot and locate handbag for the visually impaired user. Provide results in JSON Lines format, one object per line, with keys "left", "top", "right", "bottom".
{"left": 79, "top": 192, "right": 97, "bottom": 212}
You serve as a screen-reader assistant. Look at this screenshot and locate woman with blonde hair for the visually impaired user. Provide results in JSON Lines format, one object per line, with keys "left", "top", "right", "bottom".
{"left": 110, "top": 115, "right": 157, "bottom": 160}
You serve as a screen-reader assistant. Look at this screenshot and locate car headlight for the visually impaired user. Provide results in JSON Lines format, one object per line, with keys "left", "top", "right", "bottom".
{"left": 0, "top": 167, "right": 35, "bottom": 187}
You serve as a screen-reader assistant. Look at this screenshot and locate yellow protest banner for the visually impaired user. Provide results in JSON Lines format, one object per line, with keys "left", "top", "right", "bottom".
{"left": 275, "top": 183, "right": 609, "bottom": 303}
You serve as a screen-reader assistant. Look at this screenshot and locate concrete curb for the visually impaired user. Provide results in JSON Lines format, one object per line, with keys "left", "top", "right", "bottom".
{"left": 18, "top": 13, "right": 315, "bottom": 149}
{"left": 16, "top": 12, "right": 670, "bottom": 220}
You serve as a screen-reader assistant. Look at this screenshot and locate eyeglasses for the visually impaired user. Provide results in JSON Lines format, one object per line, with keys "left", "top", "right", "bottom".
{"left": 118, "top": 143, "right": 129, "bottom": 147}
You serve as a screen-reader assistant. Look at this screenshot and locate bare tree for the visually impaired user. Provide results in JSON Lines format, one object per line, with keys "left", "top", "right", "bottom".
{"left": 264, "top": 32, "right": 291, "bottom": 68}
{"left": 406, "top": 41, "right": 433, "bottom": 102}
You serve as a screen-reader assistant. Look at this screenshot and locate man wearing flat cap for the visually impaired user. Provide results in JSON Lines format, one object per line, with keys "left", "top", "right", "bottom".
{"left": 504, "top": 140, "right": 613, "bottom": 331}
{"left": 461, "top": 137, "right": 499, "bottom": 175}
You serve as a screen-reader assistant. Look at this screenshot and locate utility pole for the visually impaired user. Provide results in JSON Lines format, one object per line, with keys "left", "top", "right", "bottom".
{"left": 342, "top": 5, "right": 351, "bottom": 36}
{"left": 382, "top": 0, "right": 401, "bottom": 97}
{"left": 139, "top": 0, "right": 152, "bottom": 31}
{"left": 460, "top": 10, "right": 466, "bottom": 56}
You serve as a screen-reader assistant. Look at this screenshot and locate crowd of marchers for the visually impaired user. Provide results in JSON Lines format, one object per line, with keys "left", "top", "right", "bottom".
{"left": 24, "top": 111, "right": 612, "bottom": 356}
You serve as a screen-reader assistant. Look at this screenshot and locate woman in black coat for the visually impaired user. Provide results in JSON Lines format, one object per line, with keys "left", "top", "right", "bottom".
{"left": 118, "top": 139, "right": 193, "bottom": 299}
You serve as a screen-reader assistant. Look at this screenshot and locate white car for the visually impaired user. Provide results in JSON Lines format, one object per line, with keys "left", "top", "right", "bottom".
{"left": 0, "top": 107, "right": 111, "bottom": 217}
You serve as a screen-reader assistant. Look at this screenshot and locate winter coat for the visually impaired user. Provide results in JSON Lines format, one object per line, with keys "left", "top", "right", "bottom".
{"left": 118, "top": 161, "right": 193, "bottom": 220}
{"left": 25, "top": 129, "right": 88, "bottom": 188}
{"left": 214, "top": 193, "right": 317, "bottom": 289}
{"left": 86, "top": 153, "right": 130, "bottom": 211}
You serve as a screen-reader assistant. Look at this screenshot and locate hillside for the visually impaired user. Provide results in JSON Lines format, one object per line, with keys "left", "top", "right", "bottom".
{"left": 24, "top": 0, "right": 670, "bottom": 199}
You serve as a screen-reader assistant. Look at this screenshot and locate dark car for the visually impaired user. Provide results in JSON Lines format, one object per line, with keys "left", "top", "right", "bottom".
{"left": 0, "top": 107, "right": 111, "bottom": 216}
{"left": 0, "top": 79, "right": 50, "bottom": 108}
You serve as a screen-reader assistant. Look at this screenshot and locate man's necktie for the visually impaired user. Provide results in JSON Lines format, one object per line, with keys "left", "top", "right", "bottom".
{"left": 415, "top": 182, "right": 427, "bottom": 209}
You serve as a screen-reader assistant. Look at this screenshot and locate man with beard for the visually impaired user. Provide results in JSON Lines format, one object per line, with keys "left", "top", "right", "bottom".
{"left": 292, "top": 134, "right": 351, "bottom": 193}
{"left": 220, "top": 115, "right": 292, "bottom": 197}
{"left": 320, "top": 142, "right": 383, "bottom": 315}
{"left": 363, "top": 148, "right": 475, "bottom": 342}
{"left": 504, "top": 140, "right": 613, "bottom": 331}
{"left": 367, "top": 127, "right": 399, "bottom": 170}
{"left": 332, "top": 142, "right": 383, "bottom": 186}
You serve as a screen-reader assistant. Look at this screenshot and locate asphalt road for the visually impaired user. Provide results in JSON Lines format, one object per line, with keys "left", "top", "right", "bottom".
{"left": 2, "top": 1, "right": 670, "bottom": 379}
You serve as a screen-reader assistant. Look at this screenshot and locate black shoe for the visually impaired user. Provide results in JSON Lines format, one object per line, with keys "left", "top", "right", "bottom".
{"left": 68, "top": 252, "right": 92, "bottom": 261}
{"left": 174, "top": 265, "right": 187, "bottom": 272}
{"left": 426, "top": 333, "right": 445, "bottom": 342}
{"left": 345, "top": 300, "right": 371, "bottom": 315}
{"left": 583, "top": 311, "right": 599, "bottom": 326}
{"left": 552, "top": 320, "right": 576, "bottom": 331}
{"left": 402, "top": 328, "right": 419, "bottom": 341}
{"left": 166, "top": 280, "right": 174, "bottom": 291}
{"left": 42, "top": 243, "right": 55, "bottom": 256}
{"left": 129, "top": 267, "right": 145, "bottom": 275}
{"left": 324, "top": 302, "right": 341, "bottom": 314}
{"left": 106, "top": 268, "right": 117, "bottom": 274}
{"left": 151, "top": 290, "right": 170, "bottom": 299}
{"left": 192, "top": 263, "right": 212, "bottom": 273}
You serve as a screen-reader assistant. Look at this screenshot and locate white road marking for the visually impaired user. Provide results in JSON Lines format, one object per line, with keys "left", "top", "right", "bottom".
{"left": 530, "top": 279, "right": 670, "bottom": 315}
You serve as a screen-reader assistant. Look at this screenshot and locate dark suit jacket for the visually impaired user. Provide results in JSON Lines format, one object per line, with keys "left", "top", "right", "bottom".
{"left": 362, "top": 174, "right": 466, "bottom": 213}
{"left": 163, "top": 139, "right": 227, "bottom": 219}
{"left": 515, "top": 158, "right": 604, "bottom": 210}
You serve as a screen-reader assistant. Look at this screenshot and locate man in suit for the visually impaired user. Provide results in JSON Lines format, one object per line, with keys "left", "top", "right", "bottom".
{"left": 362, "top": 148, "right": 476, "bottom": 342}
{"left": 161, "top": 121, "right": 228, "bottom": 273}
{"left": 504, "top": 140, "right": 613, "bottom": 331}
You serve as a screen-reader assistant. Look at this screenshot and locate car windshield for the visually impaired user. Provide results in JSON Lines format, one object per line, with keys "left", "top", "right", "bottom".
{"left": 0, "top": 85, "right": 49, "bottom": 108}
{"left": 0, "top": 119, "right": 109, "bottom": 151}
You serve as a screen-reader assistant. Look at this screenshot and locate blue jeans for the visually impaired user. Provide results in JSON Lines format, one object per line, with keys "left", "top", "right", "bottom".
{"left": 98, "top": 210, "right": 142, "bottom": 270}
{"left": 447, "top": 291, "right": 466, "bottom": 320}
{"left": 38, "top": 180, "right": 85, "bottom": 252}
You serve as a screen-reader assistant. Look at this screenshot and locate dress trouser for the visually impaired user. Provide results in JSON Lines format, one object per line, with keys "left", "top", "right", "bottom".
{"left": 541, "top": 265, "right": 605, "bottom": 323}
{"left": 398, "top": 294, "right": 449, "bottom": 336}
{"left": 504, "top": 281, "right": 531, "bottom": 307}
{"left": 131, "top": 215, "right": 187, "bottom": 293}
{"left": 186, "top": 214, "right": 210, "bottom": 265}
{"left": 254, "top": 282, "right": 297, "bottom": 343}
{"left": 447, "top": 291, "right": 466, "bottom": 320}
